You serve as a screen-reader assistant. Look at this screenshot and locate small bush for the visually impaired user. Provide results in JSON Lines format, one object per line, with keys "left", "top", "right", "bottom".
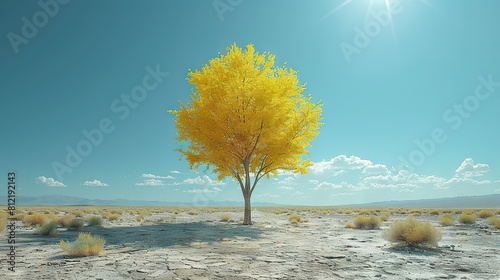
{"left": 23, "top": 213, "right": 49, "bottom": 227}
{"left": 0, "top": 212, "right": 8, "bottom": 235}
{"left": 379, "top": 213, "right": 390, "bottom": 221}
{"left": 345, "top": 222, "right": 355, "bottom": 229}
{"left": 59, "top": 232, "right": 105, "bottom": 257}
{"left": 57, "top": 215, "right": 75, "bottom": 227}
{"left": 439, "top": 214, "right": 454, "bottom": 226}
{"left": 107, "top": 214, "right": 120, "bottom": 221}
{"left": 136, "top": 215, "right": 144, "bottom": 222}
{"left": 384, "top": 216, "right": 442, "bottom": 247}
{"left": 12, "top": 213, "right": 25, "bottom": 221}
{"left": 353, "top": 215, "right": 381, "bottom": 229}
{"left": 477, "top": 210, "right": 494, "bottom": 219}
{"left": 37, "top": 221, "right": 59, "bottom": 236}
{"left": 72, "top": 211, "right": 85, "bottom": 218}
{"left": 220, "top": 213, "right": 232, "bottom": 222}
{"left": 87, "top": 216, "right": 103, "bottom": 226}
{"left": 487, "top": 217, "right": 500, "bottom": 229}
{"left": 288, "top": 213, "right": 302, "bottom": 224}
{"left": 458, "top": 213, "right": 476, "bottom": 224}
{"left": 68, "top": 218, "right": 85, "bottom": 230}
{"left": 429, "top": 209, "right": 441, "bottom": 216}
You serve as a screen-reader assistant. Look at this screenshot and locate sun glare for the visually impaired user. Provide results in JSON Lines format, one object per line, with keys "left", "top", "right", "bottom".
{"left": 322, "top": 0, "right": 435, "bottom": 47}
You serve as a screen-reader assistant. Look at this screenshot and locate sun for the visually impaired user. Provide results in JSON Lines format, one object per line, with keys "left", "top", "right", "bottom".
{"left": 321, "top": 0, "right": 436, "bottom": 46}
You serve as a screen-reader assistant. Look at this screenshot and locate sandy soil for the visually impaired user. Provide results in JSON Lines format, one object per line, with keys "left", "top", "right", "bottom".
{"left": 1, "top": 210, "right": 499, "bottom": 280}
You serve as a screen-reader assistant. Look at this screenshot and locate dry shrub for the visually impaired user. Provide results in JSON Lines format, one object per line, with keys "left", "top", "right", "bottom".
{"left": 429, "top": 209, "right": 441, "bottom": 216}
{"left": 458, "top": 213, "right": 476, "bottom": 224}
{"left": 220, "top": 214, "right": 232, "bottom": 222}
{"left": 72, "top": 211, "right": 85, "bottom": 218}
{"left": 107, "top": 214, "right": 120, "bottom": 221}
{"left": 477, "top": 210, "right": 494, "bottom": 219}
{"left": 439, "top": 214, "right": 454, "bottom": 226}
{"left": 37, "top": 221, "right": 59, "bottom": 236}
{"left": 345, "top": 222, "right": 355, "bottom": 229}
{"left": 353, "top": 215, "right": 381, "bottom": 229}
{"left": 288, "top": 213, "right": 302, "bottom": 224}
{"left": 57, "top": 215, "right": 75, "bottom": 227}
{"left": 87, "top": 216, "right": 103, "bottom": 226}
{"left": 136, "top": 215, "right": 144, "bottom": 222}
{"left": 23, "top": 213, "right": 48, "bottom": 227}
{"left": 68, "top": 218, "right": 85, "bottom": 230}
{"left": 0, "top": 212, "right": 8, "bottom": 235}
{"left": 379, "top": 213, "right": 390, "bottom": 221}
{"left": 59, "top": 232, "right": 105, "bottom": 257}
{"left": 385, "top": 216, "right": 442, "bottom": 247}
{"left": 487, "top": 217, "right": 500, "bottom": 229}
{"left": 358, "top": 209, "right": 373, "bottom": 216}
{"left": 12, "top": 213, "right": 25, "bottom": 221}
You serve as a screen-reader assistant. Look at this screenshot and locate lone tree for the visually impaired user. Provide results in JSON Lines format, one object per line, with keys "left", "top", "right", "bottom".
{"left": 169, "top": 44, "right": 322, "bottom": 225}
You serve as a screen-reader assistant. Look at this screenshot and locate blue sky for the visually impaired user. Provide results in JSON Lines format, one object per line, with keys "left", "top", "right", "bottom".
{"left": 1, "top": 0, "right": 499, "bottom": 206}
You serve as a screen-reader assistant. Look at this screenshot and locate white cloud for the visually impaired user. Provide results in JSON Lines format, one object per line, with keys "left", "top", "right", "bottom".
{"left": 135, "top": 179, "right": 165, "bottom": 186}
{"left": 82, "top": 180, "right": 108, "bottom": 187}
{"left": 362, "top": 164, "right": 390, "bottom": 175}
{"left": 435, "top": 177, "right": 493, "bottom": 190}
{"left": 36, "top": 176, "right": 66, "bottom": 187}
{"left": 278, "top": 177, "right": 295, "bottom": 185}
{"left": 309, "top": 180, "right": 319, "bottom": 184}
{"left": 454, "top": 158, "right": 490, "bottom": 178}
{"left": 313, "top": 181, "right": 348, "bottom": 190}
{"left": 334, "top": 192, "right": 356, "bottom": 196}
{"left": 142, "top": 173, "right": 174, "bottom": 179}
{"left": 185, "top": 187, "right": 222, "bottom": 193}
{"left": 170, "top": 170, "right": 181, "bottom": 174}
{"left": 278, "top": 185, "right": 294, "bottom": 190}
{"left": 310, "top": 155, "right": 371, "bottom": 174}
{"left": 183, "top": 175, "right": 224, "bottom": 185}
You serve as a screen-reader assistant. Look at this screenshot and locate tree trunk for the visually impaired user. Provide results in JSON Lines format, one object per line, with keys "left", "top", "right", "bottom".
{"left": 243, "top": 192, "right": 252, "bottom": 225}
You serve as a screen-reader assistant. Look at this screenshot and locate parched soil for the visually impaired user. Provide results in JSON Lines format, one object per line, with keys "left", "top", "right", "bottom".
{"left": 1, "top": 211, "right": 499, "bottom": 279}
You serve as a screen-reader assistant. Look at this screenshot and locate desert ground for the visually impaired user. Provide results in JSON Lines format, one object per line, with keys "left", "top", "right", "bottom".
{"left": 1, "top": 206, "right": 499, "bottom": 280}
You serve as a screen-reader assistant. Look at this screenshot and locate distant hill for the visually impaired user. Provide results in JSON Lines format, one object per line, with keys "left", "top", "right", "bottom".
{"left": 0, "top": 194, "right": 498, "bottom": 208}
{"left": 343, "top": 194, "right": 500, "bottom": 209}
{"left": 0, "top": 195, "right": 282, "bottom": 207}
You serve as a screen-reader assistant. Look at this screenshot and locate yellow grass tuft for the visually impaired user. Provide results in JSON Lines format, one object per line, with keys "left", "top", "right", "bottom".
{"left": 458, "top": 213, "right": 476, "bottom": 224}
{"left": 107, "top": 214, "right": 121, "bottom": 221}
{"left": 477, "top": 210, "right": 494, "bottom": 219}
{"left": 0, "top": 212, "right": 8, "bottom": 235}
{"left": 86, "top": 216, "right": 103, "bottom": 226}
{"left": 23, "top": 213, "right": 49, "bottom": 227}
{"left": 37, "top": 220, "right": 59, "bottom": 236}
{"left": 353, "top": 215, "right": 381, "bottom": 230}
{"left": 59, "top": 232, "right": 105, "bottom": 257}
{"left": 384, "top": 216, "right": 442, "bottom": 247}
{"left": 345, "top": 222, "right": 355, "bottom": 229}
{"left": 288, "top": 213, "right": 303, "bottom": 224}
{"left": 487, "top": 217, "right": 500, "bottom": 229}
{"left": 220, "top": 213, "right": 232, "bottom": 222}
{"left": 439, "top": 214, "right": 454, "bottom": 226}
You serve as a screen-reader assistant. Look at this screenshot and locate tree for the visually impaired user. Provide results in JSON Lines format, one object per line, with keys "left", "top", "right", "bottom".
{"left": 169, "top": 43, "right": 323, "bottom": 225}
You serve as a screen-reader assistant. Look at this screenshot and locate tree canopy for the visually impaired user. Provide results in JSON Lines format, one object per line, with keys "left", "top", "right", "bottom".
{"left": 169, "top": 43, "right": 322, "bottom": 224}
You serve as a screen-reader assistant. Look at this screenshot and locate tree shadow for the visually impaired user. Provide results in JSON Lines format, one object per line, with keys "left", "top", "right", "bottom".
{"left": 16, "top": 221, "right": 269, "bottom": 256}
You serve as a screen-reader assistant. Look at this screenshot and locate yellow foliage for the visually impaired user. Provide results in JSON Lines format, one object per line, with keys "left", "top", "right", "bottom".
{"left": 169, "top": 43, "right": 323, "bottom": 182}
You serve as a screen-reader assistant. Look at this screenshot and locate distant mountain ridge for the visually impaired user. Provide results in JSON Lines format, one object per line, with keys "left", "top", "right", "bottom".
{"left": 343, "top": 194, "right": 500, "bottom": 208}
{"left": 0, "top": 194, "right": 498, "bottom": 208}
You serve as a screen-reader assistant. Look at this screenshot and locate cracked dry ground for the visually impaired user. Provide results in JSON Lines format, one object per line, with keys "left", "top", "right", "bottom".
{"left": 1, "top": 211, "right": 499, "bottom": 279}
